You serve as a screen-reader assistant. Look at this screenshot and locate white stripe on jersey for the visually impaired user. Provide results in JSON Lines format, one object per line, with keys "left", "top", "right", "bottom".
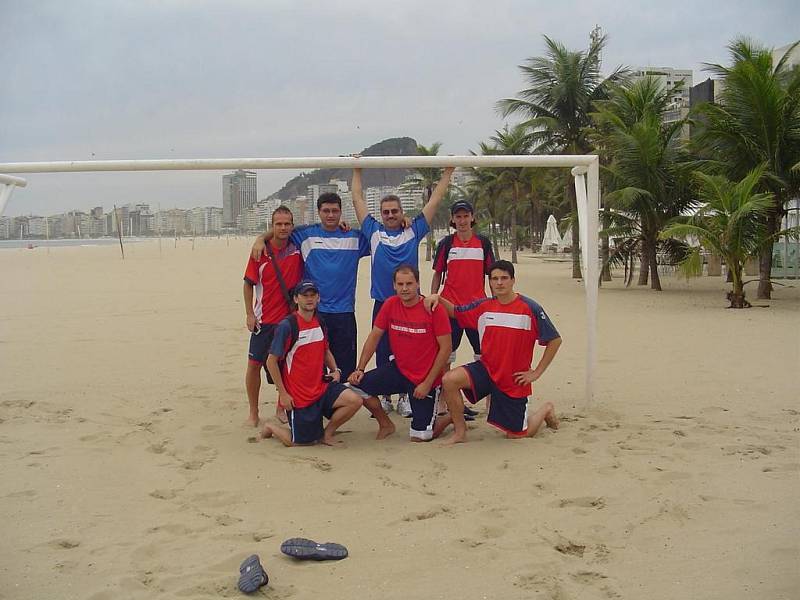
{"left": 447, "top": 247, "right": 485, "bottom": 262}
{"left": 477, "top": 312, "right": 531, "bottom": 343}
{"left": 254, "top": 262, "right": 268, "bottom": 322}
{"left": 390, "top": 324, "right": 428, "bottom": 334}
{"left": 300, "top": 236, "right": 360, "bottom": 260}
{"left": 369, "top": 228, "right": 418, "bottom": 257}
{"left": 285, "top": 326, "right": 325, "bottom": 372}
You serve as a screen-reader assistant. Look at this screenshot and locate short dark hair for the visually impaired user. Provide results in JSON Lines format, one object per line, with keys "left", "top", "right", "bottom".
{"left": 317, "top": 192, "right": 342, "bottom": 210}
{"left": 271, "top": 205, "right": 293, "bottom": 224}
{"left": 393, "top": 264, "right": 419, "bottom": 283}
{"left": 488, "top": 259, "right": 514, "bottom": 279}
{"left": 380, "top": 195, "right": 402, "bottom": 210}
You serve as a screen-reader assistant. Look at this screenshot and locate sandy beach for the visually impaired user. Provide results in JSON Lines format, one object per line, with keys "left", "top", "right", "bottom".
{"left": 0, "top": 237, "right": 797, "bottom": 600}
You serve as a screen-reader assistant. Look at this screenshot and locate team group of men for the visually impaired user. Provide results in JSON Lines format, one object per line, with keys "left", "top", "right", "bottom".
{"left": 243, "top": 167, "right": 561, "bottom": 446}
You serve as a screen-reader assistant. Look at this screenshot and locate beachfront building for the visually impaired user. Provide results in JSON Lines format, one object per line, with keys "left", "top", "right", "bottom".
{"left": 222, "top": 170, "right": 257, "bottom": 229}
{"left": 0, "top": 216, "right": 12, "bottom": 239}
{"left": 631, "top": 66, "right": 693, "bottom": 138}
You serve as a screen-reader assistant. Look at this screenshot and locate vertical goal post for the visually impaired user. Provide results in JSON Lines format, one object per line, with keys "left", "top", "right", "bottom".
{"left": 0, "top": 154, "right": 600, "bottom": 406}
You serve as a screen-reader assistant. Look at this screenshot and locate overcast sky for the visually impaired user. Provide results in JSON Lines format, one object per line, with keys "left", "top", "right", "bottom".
{"left": 1, "top": 0, "right": 797, "bottom": 216}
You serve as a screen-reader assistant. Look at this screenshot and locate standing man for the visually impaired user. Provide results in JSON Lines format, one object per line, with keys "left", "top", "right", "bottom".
{"left": 348, "top": 265, "right": 451, "bottom": 441}
{"left": 243, "top": 206, "right": 303, "bottom": 427}
{"left": 427, "top": 260, "right": 561, "bottom": 444}
{"left": 260, "top": 280, "right": 363, "bottom": 447}
{"left": 351, "top": 166, "right": 454, "bottom": 417}
{"left": 252, "top": 193, "right": 370, "bottom": 382}
{"left": 431, "top": 199, "right": 495, "bottom": 419}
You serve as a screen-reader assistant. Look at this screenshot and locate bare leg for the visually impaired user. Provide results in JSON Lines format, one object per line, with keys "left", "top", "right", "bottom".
{"left": 259, "top": 422, "right": 293, "bottom": 447}
{"left": 440, "top": 367, "right": 471, "bottom": 445}
{"left": 363, "top": 396, "right": 396, "bottom": 440}
{"left": 525, "top": 402, "right": 559, "bottom": 438}
{"left": 432, "top": 414, "right": 452, "bottom": 439}
{"left": 273, "top": 386, "right": 288, "bottom": 424}
{"left": 245, "top": 361, "right": 262, "bottom": 427}
{"left": 322, "top": 391, "right": 362, "bottom": 446}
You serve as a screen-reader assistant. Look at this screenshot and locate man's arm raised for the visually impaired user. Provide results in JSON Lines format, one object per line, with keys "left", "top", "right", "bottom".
{"left": 421, "top": 167, "right": 455, "bottom": 224}
{"left": 351, "top": 168, "right": 368, "bottom": 224}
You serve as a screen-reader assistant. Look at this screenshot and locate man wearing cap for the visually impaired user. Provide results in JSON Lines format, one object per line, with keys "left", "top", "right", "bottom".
{"left": 260, "top": 280, "right": 363, "bottom": 447}
{"left": 252, "top": 193, "right": 370, "bottom": 383}
{"left": 351, "top": 166, "right": 454, "bottom": 418}
{"left": 243, "top": 206, "right": 303, "bottom": 427}
{"left": 431, "top": 199, "right": 495, "bottom": 417}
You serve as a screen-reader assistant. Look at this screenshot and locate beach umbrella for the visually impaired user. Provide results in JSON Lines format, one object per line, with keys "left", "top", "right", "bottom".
{"left": 540, "top": 214, "right": 564, "bottom": 252}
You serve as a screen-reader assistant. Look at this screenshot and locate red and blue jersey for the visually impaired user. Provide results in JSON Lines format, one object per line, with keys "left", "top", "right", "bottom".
{"left": 433, "top": 234, "right": 494, "bottom": 307}
{"left": 374, "top": 296, "right": 451, "bottom": 385}
{"left": 454, "top": 294, "right": 559, "bottom": 397}
{"left": 269, "top": 313, "right": 328, "bottom": 408}
{"left": 244, "top": 241, "right": 303, "bottom": 324}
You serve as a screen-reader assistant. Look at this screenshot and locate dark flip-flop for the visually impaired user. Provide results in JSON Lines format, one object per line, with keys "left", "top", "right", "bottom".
{"left": 238, "top": 554, "right": 268, "bottom": 593}
{"left": 280, "top": 537, "right": 348, "bottom": 561}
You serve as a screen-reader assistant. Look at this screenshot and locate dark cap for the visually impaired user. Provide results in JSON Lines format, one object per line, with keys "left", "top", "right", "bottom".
{"left": 294, "top": 280, "right": 319, "bottom": 295}
{"left": 450, "top": 200, "right": 474, "bottom": 215}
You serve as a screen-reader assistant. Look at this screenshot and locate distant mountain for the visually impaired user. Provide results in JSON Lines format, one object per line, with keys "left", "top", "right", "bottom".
{"left": 267, "top": 137, "right": 419, "bottom": 200}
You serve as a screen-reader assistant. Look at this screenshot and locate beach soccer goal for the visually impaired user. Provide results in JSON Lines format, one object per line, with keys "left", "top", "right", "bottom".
{"left": 0, "top": 154, "right": 600, "bottom": 406}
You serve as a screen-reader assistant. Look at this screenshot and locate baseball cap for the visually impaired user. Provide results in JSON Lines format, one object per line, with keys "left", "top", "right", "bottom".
{"left": 294, "top": 280, "right": 319, "bottom": 295}
{"left": 450, "top": 200, "right": 474, "bottom": 215}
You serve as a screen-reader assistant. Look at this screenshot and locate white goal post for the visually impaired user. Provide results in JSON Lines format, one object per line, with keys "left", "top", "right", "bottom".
{"left": 0, "top": 154, "right": 600, "bottom": 407}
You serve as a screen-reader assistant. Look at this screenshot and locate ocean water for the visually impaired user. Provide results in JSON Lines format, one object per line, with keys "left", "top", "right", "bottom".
{"left": 0, "top": 238, "right": 145, "bottom": 249}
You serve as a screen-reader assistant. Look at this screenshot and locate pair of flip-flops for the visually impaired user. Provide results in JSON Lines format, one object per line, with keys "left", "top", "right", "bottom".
{"left": 237, "top": 539, "right": 347, "bottom": 594}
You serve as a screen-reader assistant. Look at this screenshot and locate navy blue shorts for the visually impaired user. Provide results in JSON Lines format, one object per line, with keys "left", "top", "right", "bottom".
{"left": 318, "top": 312, "right": 357, "bottom": 380}
{"left": 449, "top": 318, "right": 481, "bottom": 361}
{"left": 461, "top": 361, "right": 529, "bottom": 436}
{"left": 353, "top": 362, "right": 438, "bottom": 441}
{"left": 248, "top": 324, "right": 278, "bottom": 382}
{"left": 287, "top": 382, "right": 348, "bottom": 444}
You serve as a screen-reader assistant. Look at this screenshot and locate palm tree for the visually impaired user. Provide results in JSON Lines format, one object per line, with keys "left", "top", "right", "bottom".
{"left": 498, "top": 33, "right": 627, "bottom": 277}
{"left": 466, "top": 153, "right": 504, "bottom": 258}
{"left": 592, "top": 76, "right": 695, "bottom": 290}
{"left": 488, "top": 124, "right": 542, "bottom": 263}
{"left": 692, "top": 38, "right": 800, "bottom": 299}
{"left": 662, "top": 168, "right": 777, "bottom": 308}
{"left": 406, "top": 142, "right": 443, "bottom": 261}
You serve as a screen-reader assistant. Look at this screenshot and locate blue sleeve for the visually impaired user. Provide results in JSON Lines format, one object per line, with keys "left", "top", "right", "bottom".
{"left": 522, "top": 297, "right": 560, "bottom": 343}
{"left": 412, "top": 214, "right": 430, "bottom": 238}
{"left": 269, "top": 320, "right": 292, "bottom": 358}
{"left": 290, "top": 224, "right": 313, "bottom": 246}
{"left": 357, "top": 228, "right": 371, "bottom": 257}
{"left": 361, "top": 214, "right": 379, "bottom": 237}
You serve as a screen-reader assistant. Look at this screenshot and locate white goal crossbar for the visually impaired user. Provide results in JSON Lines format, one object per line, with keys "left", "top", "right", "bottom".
{"left": 0, "top": 154, "right": 600, "bottom": 407}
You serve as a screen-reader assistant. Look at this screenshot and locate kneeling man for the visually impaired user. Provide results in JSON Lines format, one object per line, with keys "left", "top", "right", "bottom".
{"left": 428, "top": 260, "right": 561, "bottom": 444}
{"left": 348, "top": 265, "right": 452, "bottom": 441}
{"left": 260, "top": 280, "right": 362, "bottom": 446}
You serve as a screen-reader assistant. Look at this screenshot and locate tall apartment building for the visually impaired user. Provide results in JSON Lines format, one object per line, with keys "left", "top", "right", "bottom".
{"left": 631, "top": 66, "right": 693, "bottom": 137}
{"left": 222, "top": 170, "right": 257, "bottom": 229}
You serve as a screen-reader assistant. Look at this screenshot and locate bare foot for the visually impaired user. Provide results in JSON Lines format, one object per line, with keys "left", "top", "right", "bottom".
{"left": 432, "top": 414, "right": 452, "bottom": 439}
{"left": 322, "top": 435, "right": 345, "bottom": 447}
{"left": 275, "top": 406, "right": 288, "bottom": 424}
{"left": 246, "top": 413, "right": 260, "bottom": 428}
{"left": 545, "top": 406, "right": 559, "bottom": 430}
{"left": 376, "top": 421, "right": 396, "bottom": 440}
{"left": 439, "top": 431, "right": 466, "bottom": 446}
{"left": 258, "top": 423, "right": 274, "bottom": 440}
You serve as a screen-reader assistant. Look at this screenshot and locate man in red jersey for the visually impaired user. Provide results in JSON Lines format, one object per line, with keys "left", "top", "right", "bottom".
{"left": 260, "top": 280, "right": 362, "bottom": 447}
{"left": 243, "top": 206, "right": 303, "bottom": 427}
{"left": 348, "top": 265, "right": 452, "bottom": 441}
{"left": 431, "top": 199, "right": 495, "bottom": 419}
{"left": 426, "top": 260, "right": 561, "bottom": 444}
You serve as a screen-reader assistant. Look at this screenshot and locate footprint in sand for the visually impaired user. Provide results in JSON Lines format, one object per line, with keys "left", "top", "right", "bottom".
{"left": 149, "top": 489, "right": 179, "bottom": 500}
{"left": 147, "top": 440, "right": 170, "bottom": 454}
{"left": 401, "top": 506, "right": 452, "bottom": 521}
{"left": 555, "top": 541, "right": 586, "bottom": 557}
{"left": 556, "top": 497, "right": 607, "bottom": 509}
{"left": 51, "top": 538, "right": 81, "bottom": 549}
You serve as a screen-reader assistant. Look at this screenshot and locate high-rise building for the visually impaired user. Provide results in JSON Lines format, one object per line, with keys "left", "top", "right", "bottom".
{"left": 222, "top": 170, "right": 257, "bottom": 229}
{"left": 631, "top": 66, "right": 693, "bottom": 138}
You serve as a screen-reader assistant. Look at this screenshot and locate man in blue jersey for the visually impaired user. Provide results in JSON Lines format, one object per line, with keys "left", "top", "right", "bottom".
{"left": 252, "top": 194, "right": 370, "bottom": 380}
{"left": 351, "top": 166, "right": 454, "bottom": 417}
